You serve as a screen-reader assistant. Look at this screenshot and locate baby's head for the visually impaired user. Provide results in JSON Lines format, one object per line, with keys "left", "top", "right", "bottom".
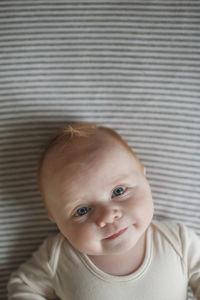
{"left": 38, "top": 123, "right": 153, "bottom": 256}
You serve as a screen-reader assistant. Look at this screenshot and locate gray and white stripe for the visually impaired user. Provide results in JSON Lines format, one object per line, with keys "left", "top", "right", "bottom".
{"left": 1, "top": 1, "right": 200, "bottom": 299}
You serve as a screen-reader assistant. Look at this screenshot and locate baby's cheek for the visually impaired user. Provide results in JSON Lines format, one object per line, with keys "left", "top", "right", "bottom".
{"left": 71, "top": 225, "right": 95, "bottom": 247}
{"left": 129, "top": 191, "right": 152, "bottom": 215}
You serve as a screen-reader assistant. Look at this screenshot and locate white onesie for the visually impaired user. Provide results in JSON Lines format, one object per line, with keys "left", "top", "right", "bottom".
{"left": 8, "top": 220, "right": 200, "bottom": 300}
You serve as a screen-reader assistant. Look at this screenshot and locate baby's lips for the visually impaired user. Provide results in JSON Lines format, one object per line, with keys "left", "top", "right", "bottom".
{"left": 104, "top": 227, "right": 128, "bottom": 240}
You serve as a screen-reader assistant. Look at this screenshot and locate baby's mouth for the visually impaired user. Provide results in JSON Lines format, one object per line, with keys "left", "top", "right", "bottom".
{"left": 104, "top": 227, "right": 128, "bottom": 240}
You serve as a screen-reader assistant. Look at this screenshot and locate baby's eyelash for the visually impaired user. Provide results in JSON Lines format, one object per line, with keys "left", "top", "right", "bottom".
{"left": 74, "top": 206, "right": 91, "bottom": 217}
{"left": 112, "top": 186, "right": 126, "bottom": 197}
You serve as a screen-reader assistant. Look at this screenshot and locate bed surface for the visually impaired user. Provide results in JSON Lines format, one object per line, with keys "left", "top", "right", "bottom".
{"left": 0, "top": 1, "right": 200, "bottom": 299}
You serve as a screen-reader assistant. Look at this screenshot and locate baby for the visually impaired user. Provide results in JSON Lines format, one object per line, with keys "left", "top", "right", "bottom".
{"left": 8, "top": 123, "right": 200, "bottom": 300}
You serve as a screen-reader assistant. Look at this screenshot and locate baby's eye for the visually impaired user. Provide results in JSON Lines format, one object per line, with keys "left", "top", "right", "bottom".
{"left": 74, "top": 206, "right": 91, "bottom": 217}
{"left": 112, "top": 187, "right": 126, "bottom": 197}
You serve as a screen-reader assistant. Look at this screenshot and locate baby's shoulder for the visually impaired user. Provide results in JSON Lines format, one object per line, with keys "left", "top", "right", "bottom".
{"left": 151, "top": 219, "right": 190, "bottom": 258}
{"left": 45, "top": 232, "right": 65, "bottom": 260}
{"left": 40, "top": 232, "right": 76, "bottom": 274}
{"left": 38, "top": 232, "right": 64, "bottom": 254}
{"left": 152, "top": 218, "right": 185, "bottom": 236}
{"left": 32, "top": 232, "right": 66, "bottom": 272}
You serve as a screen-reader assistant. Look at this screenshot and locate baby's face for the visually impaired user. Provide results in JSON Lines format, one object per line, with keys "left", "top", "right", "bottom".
{"left": 42, "top": 137, "right": 154, "bottom": 257}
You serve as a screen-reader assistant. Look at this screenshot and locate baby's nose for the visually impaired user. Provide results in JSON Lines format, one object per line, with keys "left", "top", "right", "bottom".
{"left": 96, "top": 206, "right": 122, "bottom": 228}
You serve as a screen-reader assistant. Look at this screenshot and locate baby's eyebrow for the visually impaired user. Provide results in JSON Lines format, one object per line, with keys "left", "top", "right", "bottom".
{"left": 109, "top": 173, "right": 133, "bottom": 186}
{"left": 64, "top": 199, "right": 82, "bottom": 212}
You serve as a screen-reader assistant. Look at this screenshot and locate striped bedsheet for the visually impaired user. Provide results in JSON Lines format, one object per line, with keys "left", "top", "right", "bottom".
{"left": 0, "top": 1, "right": 200, "bottom": 299}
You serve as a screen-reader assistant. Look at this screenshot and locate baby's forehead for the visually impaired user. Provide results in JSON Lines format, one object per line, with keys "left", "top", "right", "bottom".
{"left": 47, "top": 132, "right": 117, "bottom": 164}
{"left": 49, "top": 129, "right": 117, "bottom": 157}
{"left": 42, "top": 132, "right": 124, "bottom": 178}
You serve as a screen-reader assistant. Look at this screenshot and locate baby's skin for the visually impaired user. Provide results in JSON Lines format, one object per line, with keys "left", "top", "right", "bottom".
{"left": 40, "top": 126, "right": 154, "bottom": 276}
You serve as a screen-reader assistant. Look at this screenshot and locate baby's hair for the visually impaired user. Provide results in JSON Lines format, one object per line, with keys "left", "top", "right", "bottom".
{"left": 38, "top": 122, "right": 143, "bottom": 215}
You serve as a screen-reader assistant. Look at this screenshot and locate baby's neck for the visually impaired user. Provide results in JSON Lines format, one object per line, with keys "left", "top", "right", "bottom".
{"left": 88, "top": 233, "right": 146, "bottom": 276}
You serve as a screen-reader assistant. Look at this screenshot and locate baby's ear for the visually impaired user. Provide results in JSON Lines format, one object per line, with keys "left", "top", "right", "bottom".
{"left": 143, "top": 166, "right": 146, "bottom": 176}
{"left": 48, "top": 213, "right": 55, "bottom": 223}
